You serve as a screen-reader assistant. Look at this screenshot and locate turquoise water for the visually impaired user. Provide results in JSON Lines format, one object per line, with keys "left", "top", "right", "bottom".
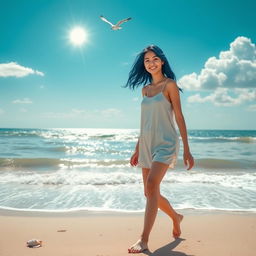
{"left": 0, "top": 128, "right": 255, "bottom": 212}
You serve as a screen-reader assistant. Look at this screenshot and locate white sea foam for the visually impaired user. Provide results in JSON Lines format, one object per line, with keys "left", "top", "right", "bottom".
{"left": 0, "top": 167, "right": 255, "bottom": 192}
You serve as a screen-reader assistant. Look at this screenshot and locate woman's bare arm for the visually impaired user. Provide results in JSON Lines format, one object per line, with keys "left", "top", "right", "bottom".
{"left": 166, "top": 80, "right": 194, "bottom": 170}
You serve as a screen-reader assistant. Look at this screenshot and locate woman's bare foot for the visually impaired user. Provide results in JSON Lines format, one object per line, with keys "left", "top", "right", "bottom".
{"left": 173, "top": 214, "right": 183, "bottom": 238}
{"left": 128, "top": 239, "right": 148, "bottom": 254}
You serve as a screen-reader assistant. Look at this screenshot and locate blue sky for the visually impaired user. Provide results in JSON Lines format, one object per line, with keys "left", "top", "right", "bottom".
{"left": 0, "top": 0, "right": 255, "bottom": 129}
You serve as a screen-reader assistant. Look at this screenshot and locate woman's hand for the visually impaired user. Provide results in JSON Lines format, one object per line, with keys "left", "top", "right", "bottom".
{"left": 130, "top": 151, "right": 139, "bottom": 166}
{"left": 183, "top": 151, "right": 194, "bottom": 170}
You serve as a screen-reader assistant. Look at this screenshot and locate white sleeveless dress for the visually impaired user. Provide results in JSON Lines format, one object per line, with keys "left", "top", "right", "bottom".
{"left": 138, "top": 82, "right": 179, "bottom": 169}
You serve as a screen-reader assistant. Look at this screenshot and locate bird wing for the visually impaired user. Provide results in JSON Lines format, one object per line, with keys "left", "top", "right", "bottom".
{"left": 100, "top": 15, "right": 114, "bottom": 26}
{"left": 116, "top": 17, "right": 132, "bottom": 26}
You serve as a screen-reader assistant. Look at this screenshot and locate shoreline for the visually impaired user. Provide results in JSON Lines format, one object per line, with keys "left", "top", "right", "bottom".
{"left": 1, "top": 207, "right": 256, "bottom": 218}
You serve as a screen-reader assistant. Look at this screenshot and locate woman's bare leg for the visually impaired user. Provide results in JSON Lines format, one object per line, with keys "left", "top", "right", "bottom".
{"left": 143, "top": 168, "right": 183, "bottom": 238}
{"left": 128, "top": 161, "right": 168, "bottom": 253}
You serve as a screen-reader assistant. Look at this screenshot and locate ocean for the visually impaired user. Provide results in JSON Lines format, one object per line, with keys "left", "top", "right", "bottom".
{"left": 0, "top": 128, "right": 255, "bottom": 213}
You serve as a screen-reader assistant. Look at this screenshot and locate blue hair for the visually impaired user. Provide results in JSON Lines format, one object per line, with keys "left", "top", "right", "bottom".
{"left": 125, "top": 45, "right": 181, "bottom": 91}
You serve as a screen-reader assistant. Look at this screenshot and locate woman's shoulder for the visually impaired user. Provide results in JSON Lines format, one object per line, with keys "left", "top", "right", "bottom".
{"left": 142, "top": 84, "right": 150, "bottom": 94}
{"left": 165, "top": 78, "right": 176, "bottom": 85}
{"left": 165, "top": 78, "right": 179, "bottom": 91}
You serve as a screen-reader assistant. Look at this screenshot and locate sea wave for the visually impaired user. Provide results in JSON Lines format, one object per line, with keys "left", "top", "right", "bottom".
{"left": 0, "top": 157, "right": 130, "bottom": 169}
{"left": 0, "top": 128, "right": 139, "bottom": 141}
{"left": 1, "top": 157, "right": 255, "bottom": 170}
{"left": 0, "top": 168, "right": 255, "bottom": 189}
{"left": 0, "top": 170, "right": 141, "bottom": 186}
{"left": 0, "top": 130, "right": 42, "bottom": 138}
{"left": 189, "top": 136, "right": 256, "bottom": 143}
{"left": 47, "top": 145, "right": 130, "bottom": 155}
{"left": 193, "top": 158, "right": 256, "bottom": 169}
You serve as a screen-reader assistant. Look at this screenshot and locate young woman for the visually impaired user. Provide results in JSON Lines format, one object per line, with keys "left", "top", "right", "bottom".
{"left": 125, "top": 45, "right": 194, "bottom": 253}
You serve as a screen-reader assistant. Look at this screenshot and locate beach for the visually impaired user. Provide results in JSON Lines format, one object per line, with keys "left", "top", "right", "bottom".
{"left": 0, "top": 209, "right": 255, "bottom": 256}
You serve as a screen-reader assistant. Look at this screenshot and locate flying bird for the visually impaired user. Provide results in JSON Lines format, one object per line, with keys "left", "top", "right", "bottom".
{"left": 100, "top": 15, "right": 132, "bottom": 30}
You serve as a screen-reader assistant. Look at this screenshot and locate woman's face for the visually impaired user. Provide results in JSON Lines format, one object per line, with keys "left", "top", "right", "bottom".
{"left": 144, "top": 51, "right": 164, "bottom": 75}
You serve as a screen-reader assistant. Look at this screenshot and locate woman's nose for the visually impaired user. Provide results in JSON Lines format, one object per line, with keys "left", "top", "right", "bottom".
{"left": 148, "top": 60, "right": 155, "bottom": 66}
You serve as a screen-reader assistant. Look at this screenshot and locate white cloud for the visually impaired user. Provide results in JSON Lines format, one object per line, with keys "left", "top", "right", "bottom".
{"left": 100, "top": 108, "right": 122, "bottom": 118}
{"left": 180, "top": 36, "right": 256, "bottom": 107}
{"left": 12, "top": 98, "right": 33, "bottom": 104}
{"left": 179, "top": 36, "right": 256, "bottom": 90}
{"left": 188, "top": 88, "right": 256, "bottom": 106}
{"left": 0, "top": 62, "right": 44, "bottom": 77}
{"left": 132, "top": 97, "right": 139, "bottom": 101}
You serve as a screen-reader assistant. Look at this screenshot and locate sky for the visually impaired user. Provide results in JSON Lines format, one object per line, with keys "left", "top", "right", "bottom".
{"left": 0, "top": 0, "right": 255, "bottom": 129}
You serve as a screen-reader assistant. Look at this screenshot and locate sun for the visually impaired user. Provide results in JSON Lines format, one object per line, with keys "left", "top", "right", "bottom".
{"left": 69, "top": 26, "right": 88, "bottom": 46}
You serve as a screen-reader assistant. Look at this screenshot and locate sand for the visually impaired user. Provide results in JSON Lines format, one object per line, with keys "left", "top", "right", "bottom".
{"left": 0, "top": 209, "right": 255, "bottom": 256}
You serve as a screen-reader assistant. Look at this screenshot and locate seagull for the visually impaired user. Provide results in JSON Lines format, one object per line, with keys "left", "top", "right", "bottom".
{"left": 100, "top": 15, "right": 131, "bottom": 30}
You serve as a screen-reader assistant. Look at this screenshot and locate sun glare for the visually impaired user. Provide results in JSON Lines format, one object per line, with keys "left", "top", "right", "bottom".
{"left": 69, "top": 26, "right": 88, "bottom": 46}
